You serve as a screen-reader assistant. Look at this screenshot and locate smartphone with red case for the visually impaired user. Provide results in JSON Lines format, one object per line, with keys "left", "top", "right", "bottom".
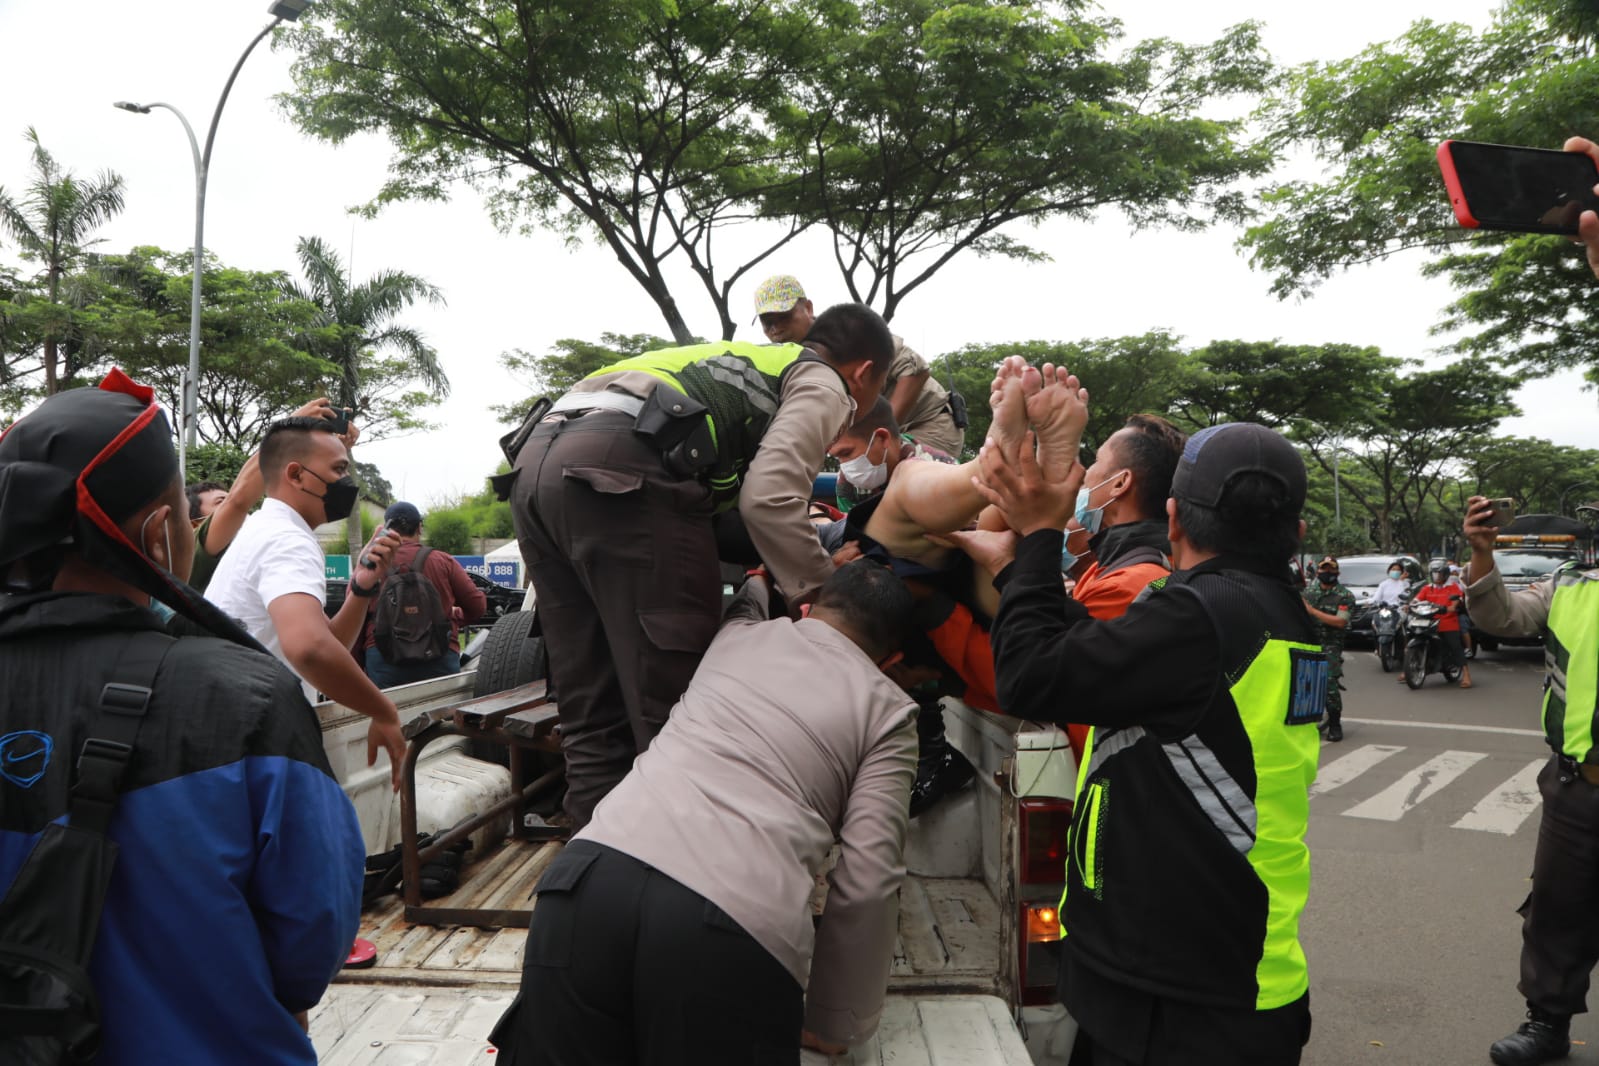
{"left": 1437, "top": 140, "right": 1599, "bottom": 235}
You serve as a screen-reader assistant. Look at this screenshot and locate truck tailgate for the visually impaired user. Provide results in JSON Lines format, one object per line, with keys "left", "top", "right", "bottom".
{"left": 310, "top": 988, "right": 1030, "bottom": 1065}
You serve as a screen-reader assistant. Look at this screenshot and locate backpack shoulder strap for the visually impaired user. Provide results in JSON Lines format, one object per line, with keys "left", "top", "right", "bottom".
{"left": 69, "top": 629, "right": 174, "bottom": 837}
{"left": 413, "top": 546, "right": 434, "bottom": 571}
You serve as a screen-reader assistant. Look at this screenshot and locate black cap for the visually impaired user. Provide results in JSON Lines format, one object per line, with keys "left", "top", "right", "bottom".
{"left": 384, "top": 501, "right": 422, "bottom": 533}
{"left": 0, "top": 368, "right": 178, "bottom": 569}
{"left": 1171, "top": 422, "right": 1306, "bottom": 513}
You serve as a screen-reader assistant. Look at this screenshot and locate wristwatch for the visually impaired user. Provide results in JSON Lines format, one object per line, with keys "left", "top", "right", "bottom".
{"left": 349, "top": 578, "right": 381, "bottom": 598}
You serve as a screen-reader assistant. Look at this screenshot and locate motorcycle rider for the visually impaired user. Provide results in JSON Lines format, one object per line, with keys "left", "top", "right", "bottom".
{"left": 1304, "top": 556, "right": 1355, "bottom": 741}
{"left": 1412, "top": 560, "right": 1472, "bottom": 689}
{"left": 1375, "top": 560, "right": 1411, "bottom": 606}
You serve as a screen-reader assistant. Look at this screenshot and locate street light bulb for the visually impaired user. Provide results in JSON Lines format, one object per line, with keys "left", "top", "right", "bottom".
{"left": 113, "top": 101, "right": 152, "bottom": 114}
{"left": 267, "top": 0, "right": 311, "bottom": 20}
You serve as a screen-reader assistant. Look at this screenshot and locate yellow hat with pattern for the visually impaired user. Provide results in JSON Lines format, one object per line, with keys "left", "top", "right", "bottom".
{"left": 753, "top": 274, "right": 808, "bottom": 316}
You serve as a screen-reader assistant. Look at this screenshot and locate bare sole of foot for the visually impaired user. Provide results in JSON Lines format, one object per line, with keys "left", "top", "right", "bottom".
{"left": 1027, "top": 363, "right": 1089, "bottom": 480}
{"left": 987, "top": 368, "right": 1040, "bottom": 458}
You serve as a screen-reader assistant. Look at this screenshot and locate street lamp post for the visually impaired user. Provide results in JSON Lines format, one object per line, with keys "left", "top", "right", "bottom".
{"left": 114, "top": 0, "right": 311, "bottom": 478}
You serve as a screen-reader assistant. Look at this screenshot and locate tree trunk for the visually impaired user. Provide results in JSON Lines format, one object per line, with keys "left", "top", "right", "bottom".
{"left": 42, "top": 337, "right": 58, "bottom": 395}
{"left": 641, "top": 275, "right": 694, "bottom": 345}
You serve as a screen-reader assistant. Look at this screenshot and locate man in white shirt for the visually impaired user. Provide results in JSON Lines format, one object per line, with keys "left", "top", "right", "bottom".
{"left": 207, "top": 416, "right": 406, "bottom": 787}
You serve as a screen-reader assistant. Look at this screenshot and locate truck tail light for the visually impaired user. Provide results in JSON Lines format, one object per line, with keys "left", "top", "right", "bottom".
{"left": 1019, "top": 796, "right": 1073, "bottom": 885}
{"left": 1019, "top": 901, "right": 1062, "bottom": 1005}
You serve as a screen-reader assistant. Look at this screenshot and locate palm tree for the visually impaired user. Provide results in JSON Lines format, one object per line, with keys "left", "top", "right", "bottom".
{"left": 281, "top": 235, "right": 448, "bottom": 556}
{"left": 0, "top": 128, "right": 126, "bottom": 394}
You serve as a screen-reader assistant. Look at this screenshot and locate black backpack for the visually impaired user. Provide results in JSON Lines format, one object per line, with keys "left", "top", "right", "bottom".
{"left": 0, "top": 631, "right": 172, "bottom": 1065}
{"left": 374, "top": 547, "right": 451, "bottom": 665}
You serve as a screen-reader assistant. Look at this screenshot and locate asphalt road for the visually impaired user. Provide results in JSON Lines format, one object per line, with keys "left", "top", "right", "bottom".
{"left": 1300, "top": 639, "right": 1581, "bottom": 1066}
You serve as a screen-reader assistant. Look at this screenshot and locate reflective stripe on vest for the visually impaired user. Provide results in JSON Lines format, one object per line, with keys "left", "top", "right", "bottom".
{"left": 1543, "top": 572, "right": 1599, "bottom": 762}
{"left": 1228, "top": 637, "right": 1322, "bottom": 1010}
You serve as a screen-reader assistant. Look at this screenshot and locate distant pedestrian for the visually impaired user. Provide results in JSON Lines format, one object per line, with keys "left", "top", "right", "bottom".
{"left": 362, "top": 501, "right": 486, "bottom": 687}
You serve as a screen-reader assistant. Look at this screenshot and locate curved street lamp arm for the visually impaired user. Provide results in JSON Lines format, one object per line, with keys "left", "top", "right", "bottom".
{"left": 201, "top": 17, "right": 283, "bottom": 174}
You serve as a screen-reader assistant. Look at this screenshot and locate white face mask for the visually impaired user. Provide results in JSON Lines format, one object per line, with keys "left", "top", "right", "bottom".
{"left": 839, "top": 433, "right": 890, "bottom": 493}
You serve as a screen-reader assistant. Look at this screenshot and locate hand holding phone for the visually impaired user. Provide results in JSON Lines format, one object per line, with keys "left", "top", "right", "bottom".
{"left": 328, "top": 407, "right": 355, "bottom": 435}
{"left": 1437, "top": 140, "right": 1599, "bottom": 235}
{"left": 361, "top": 525, "right": 391, "bottom": 570}
{"left": 1485, "top": 498, "right": 1516, "bottom": 528}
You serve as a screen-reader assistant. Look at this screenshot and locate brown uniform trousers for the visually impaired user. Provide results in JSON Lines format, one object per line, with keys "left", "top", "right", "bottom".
{"left": 509, "top": 410, "right": 721, "bottom": 829}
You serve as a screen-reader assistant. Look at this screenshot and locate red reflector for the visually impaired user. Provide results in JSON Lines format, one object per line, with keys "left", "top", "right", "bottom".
{"left": 1019, "top": 797, "right": 1073, "bottom": 884}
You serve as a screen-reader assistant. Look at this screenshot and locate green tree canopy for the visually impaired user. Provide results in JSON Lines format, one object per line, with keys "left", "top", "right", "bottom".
{"left": 1243, "top": 1, "right": 1599, "bottom": 382}
{"left": 0, "top": 128, "right": 126, "bottom": 395}
{"left": 283, "top": 0, "right": 1272, "bottom": 341}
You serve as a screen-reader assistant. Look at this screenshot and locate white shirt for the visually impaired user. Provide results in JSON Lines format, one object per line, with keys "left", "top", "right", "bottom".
{"left": 206, "top": 497, "right": 328, "bottom": 701}
{"left": 1375, "top": 576, "right": 1409, "bottom": 606}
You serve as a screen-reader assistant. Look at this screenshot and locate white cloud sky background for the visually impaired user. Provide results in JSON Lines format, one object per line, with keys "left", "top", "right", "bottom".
{"left": 1, "top": 0, "right": 1587, "bottom": 508}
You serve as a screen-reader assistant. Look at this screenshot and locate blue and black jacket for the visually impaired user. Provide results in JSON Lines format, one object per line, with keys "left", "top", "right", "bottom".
{"left": 0, "top": 591, "right": 364, "bottom": 1065}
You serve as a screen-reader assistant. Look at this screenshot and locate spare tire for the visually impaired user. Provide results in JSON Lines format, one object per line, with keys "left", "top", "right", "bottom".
{"left": 473, "top": 609, "right": 548, "bottom": 698}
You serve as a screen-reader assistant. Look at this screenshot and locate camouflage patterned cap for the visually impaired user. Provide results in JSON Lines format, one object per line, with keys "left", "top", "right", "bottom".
{"left": 753, "top": 274, "right": 807, "bottom": 316}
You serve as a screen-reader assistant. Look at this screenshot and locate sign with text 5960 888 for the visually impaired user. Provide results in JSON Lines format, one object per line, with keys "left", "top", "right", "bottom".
{"left": 454, "top": 555, "right": 521, "bottom": 588}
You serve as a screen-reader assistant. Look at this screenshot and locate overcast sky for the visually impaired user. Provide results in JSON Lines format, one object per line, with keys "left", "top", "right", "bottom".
{"left": 3, "top": 0, "right": 1580, "bottom": 508}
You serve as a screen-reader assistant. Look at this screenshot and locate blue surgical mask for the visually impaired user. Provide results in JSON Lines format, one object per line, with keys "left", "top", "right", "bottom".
{"left": 1061, "top": 529, "right": 1087, "bottom": 574}
{"left": 1388, "top": 570, "right": 1402, "bottom": 580}
{"left": 1073, "top": 472, "right": 1125, "bottom": 538}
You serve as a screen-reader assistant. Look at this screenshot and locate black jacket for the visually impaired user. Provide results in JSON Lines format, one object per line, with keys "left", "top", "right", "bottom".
{"left": 992, "top": 531, "right": 1321, "bottom": 1032}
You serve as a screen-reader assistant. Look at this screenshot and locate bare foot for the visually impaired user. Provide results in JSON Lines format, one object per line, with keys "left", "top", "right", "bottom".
{"left": 1027, "top": 363, "right": 1089, "bottom": 480}
{"left": 986, "top": 373, "right": 1036, "bottom": 458}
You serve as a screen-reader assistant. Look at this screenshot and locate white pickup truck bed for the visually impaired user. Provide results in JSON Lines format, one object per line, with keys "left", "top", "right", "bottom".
{"left": 311, "top": 832, "right": 1025, "bottom": 1062}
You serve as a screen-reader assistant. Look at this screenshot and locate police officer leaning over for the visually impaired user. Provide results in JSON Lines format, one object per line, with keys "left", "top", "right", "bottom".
{"left": 1463, "top": 494, "right": 1599, "bottom": 1065}
{"left": 976, "top": 389, "right": 1322, "bottom": 1065}
{"left": 507, "top": 303, "right": 893, "bottom": 829}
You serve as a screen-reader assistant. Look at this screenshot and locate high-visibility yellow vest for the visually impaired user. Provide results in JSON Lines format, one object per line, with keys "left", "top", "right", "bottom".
{"left": 1543, "top": 569, "right": 1599, "bottom": 762}
{"left": 587, "top": 341, "right": 828, "bottom": 510}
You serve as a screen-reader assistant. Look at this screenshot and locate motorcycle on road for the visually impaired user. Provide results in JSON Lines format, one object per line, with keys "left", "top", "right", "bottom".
{"left": 1402, "top": 599, "right": 1462, "bottom": 689}
{"left": 1373, "top": 602, "right": 1403, "bottom": 672}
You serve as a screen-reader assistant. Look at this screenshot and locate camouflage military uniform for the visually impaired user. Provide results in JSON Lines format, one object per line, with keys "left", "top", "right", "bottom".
{"left": 1304, "top": 580, "right": 1356, "bottom": 727}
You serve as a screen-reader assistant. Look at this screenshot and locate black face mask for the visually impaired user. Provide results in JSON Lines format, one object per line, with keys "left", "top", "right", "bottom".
{"left": 1318, "top": 572, "right": 1338, "bottom": 586}
{"left": 301, "top": 468, "right": 360, "bottom": 524}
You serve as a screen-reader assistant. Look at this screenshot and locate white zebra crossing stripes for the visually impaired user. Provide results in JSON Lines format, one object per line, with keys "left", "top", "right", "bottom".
{"left": 1342, "top": 750, "right": 1488, "bottom": 822}
{"left": 1310, "top": 744, "right": 1404, "bottom": 797}
{"left": 1451, "top": 759, "right": 1546, "bottom": 836}
{"left": 1309, "top": 743, "right": 1547, "bottom": 835}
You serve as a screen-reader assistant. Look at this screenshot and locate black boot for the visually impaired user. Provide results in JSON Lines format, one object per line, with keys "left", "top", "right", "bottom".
{"left": 909, "top": 696, "right": 974, "bottom": 818}
{"left": 1326, "top": 717, "right": 1343, "bottom": 743}
{"left": 1490, "top": 1007, "right": 1571, "bottom": 1066}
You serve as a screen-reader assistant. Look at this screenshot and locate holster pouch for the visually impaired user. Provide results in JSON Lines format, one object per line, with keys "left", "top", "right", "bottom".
{"left": 499, "top": 395, "right": 554, "bottom": 467}
{"left": 947, "top": 389, "right": 969, "bottom": 431}
{"left": 634, "top": 388, "right": 716, "bottom": 479}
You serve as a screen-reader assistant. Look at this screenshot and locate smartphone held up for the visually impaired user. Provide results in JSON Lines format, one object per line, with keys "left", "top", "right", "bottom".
{"left": 1437, "top": 140, "right": 1599, "bottom": 235}
{"left": 1483, "top": 498, "right": 1516, "bottom": 529}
